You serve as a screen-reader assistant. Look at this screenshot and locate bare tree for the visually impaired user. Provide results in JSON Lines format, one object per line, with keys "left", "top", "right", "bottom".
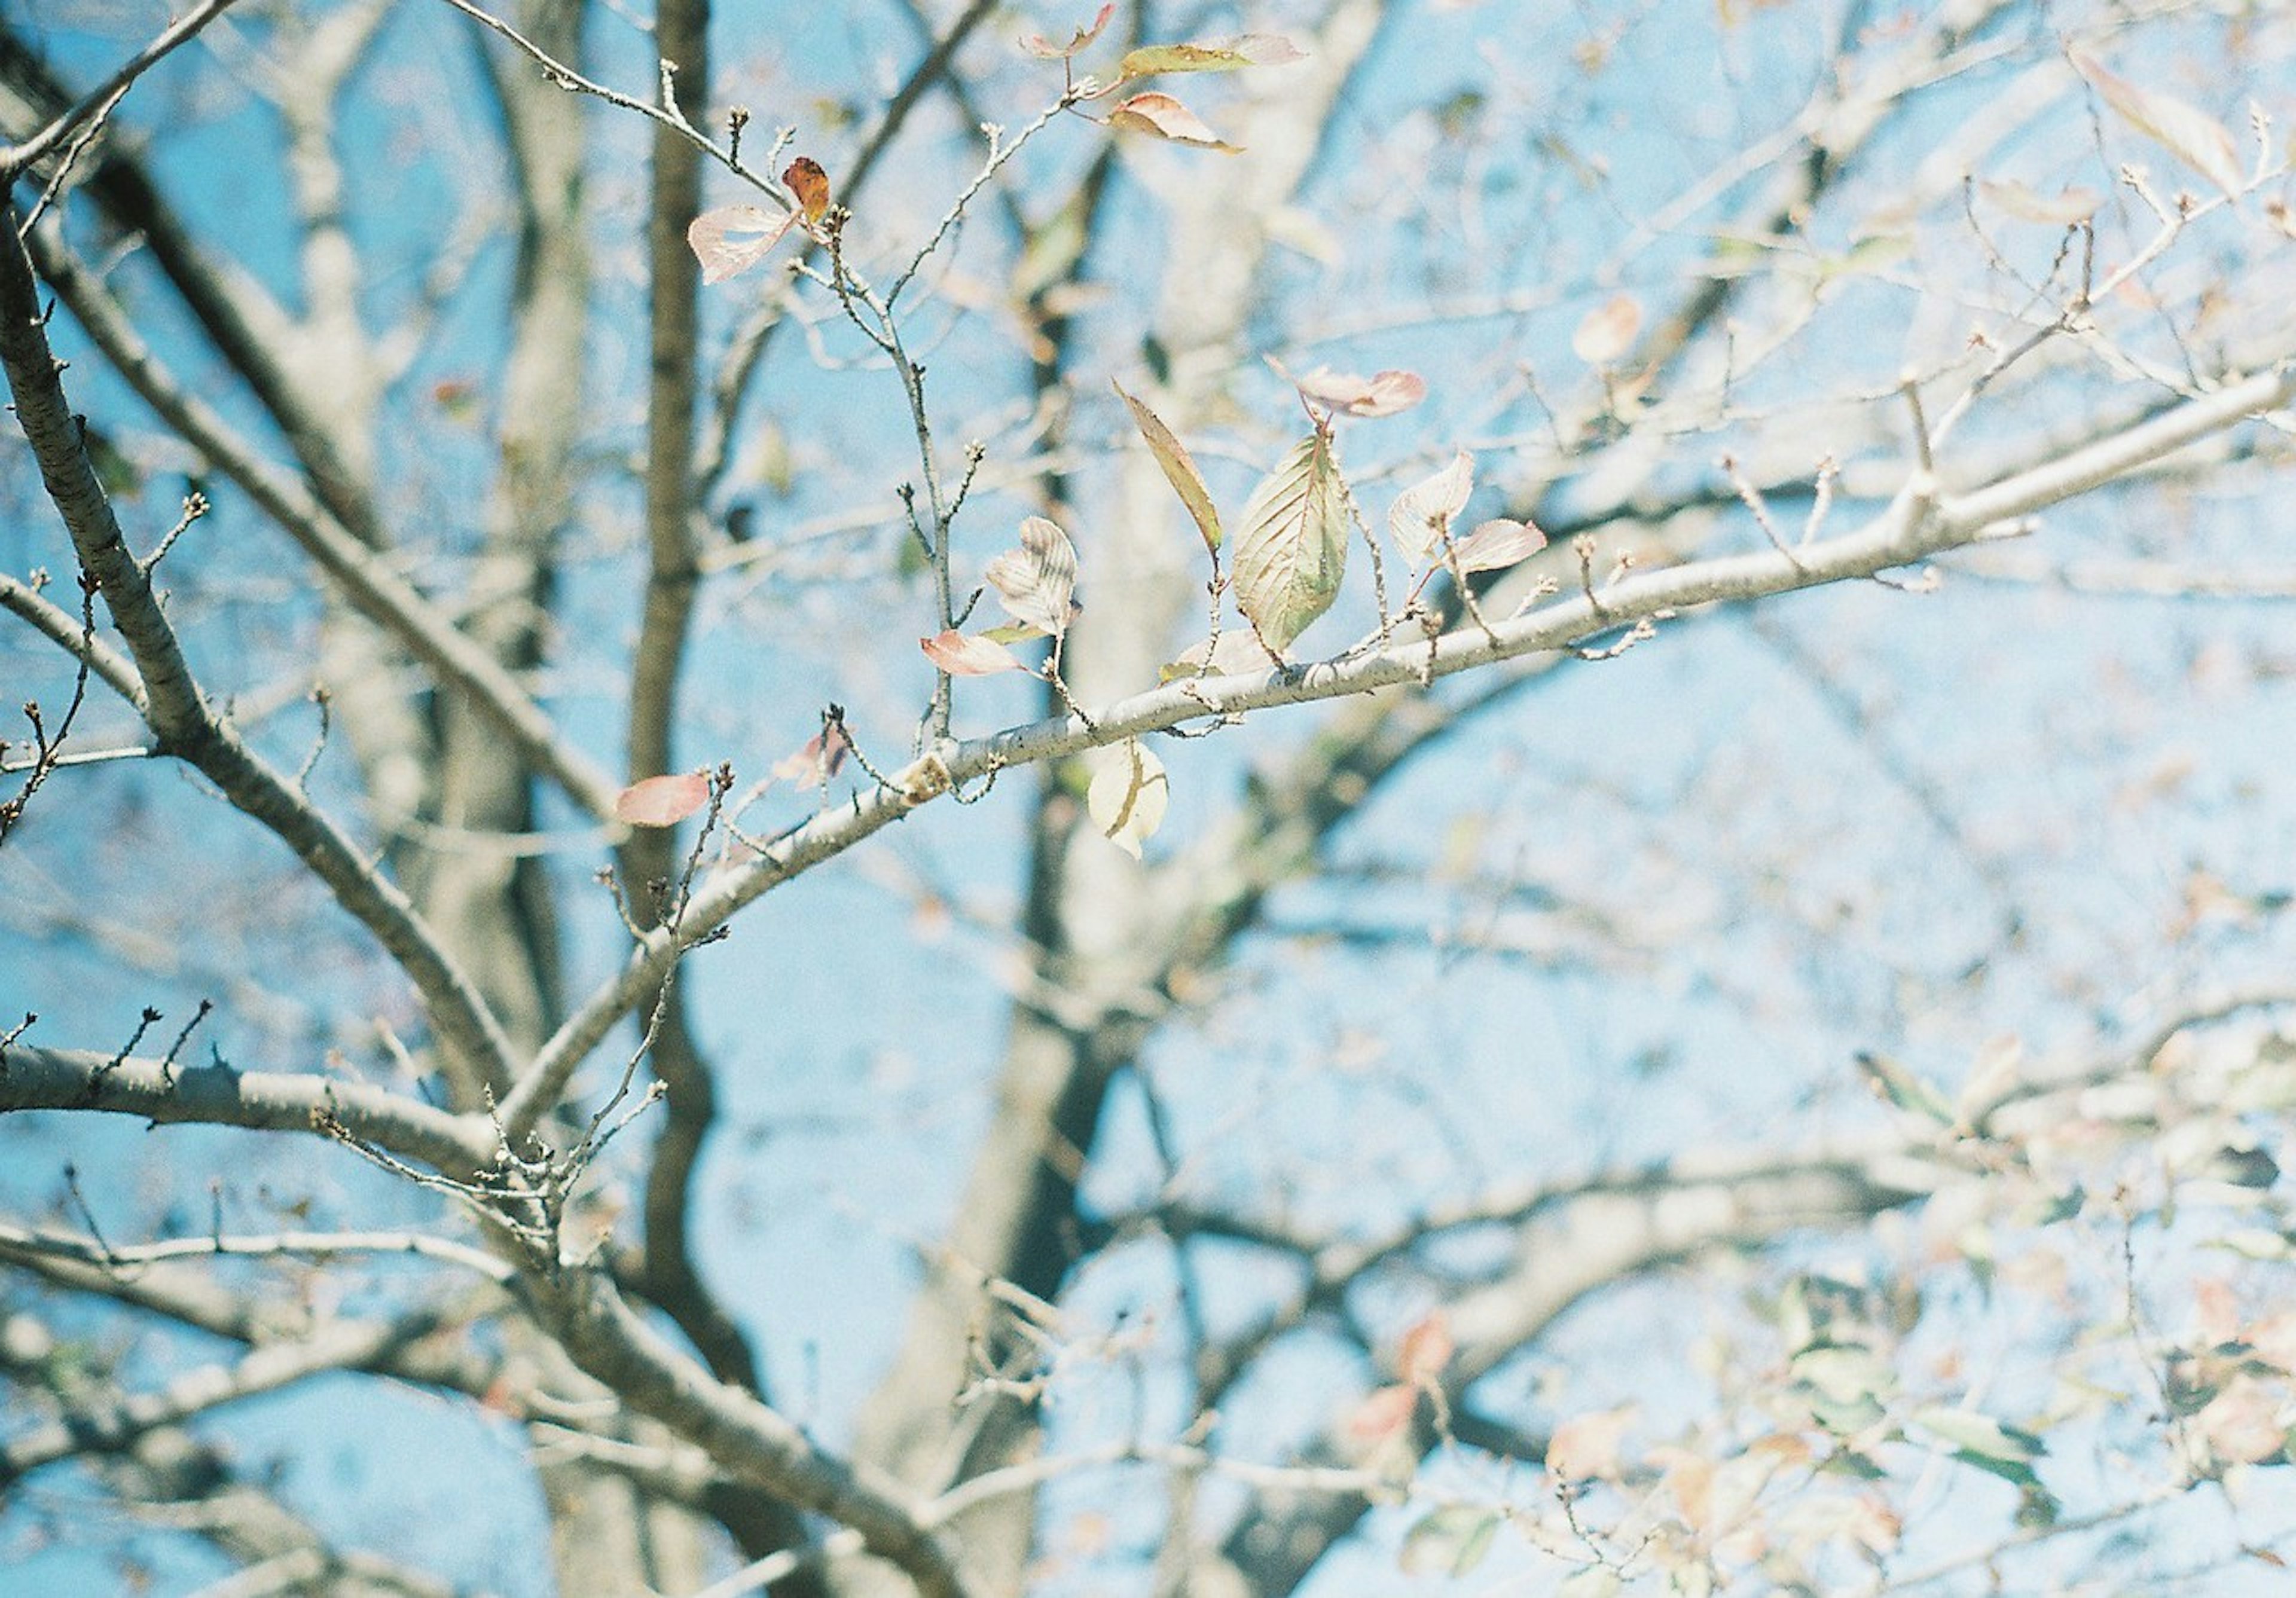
{"left": 7, "top": 1, "right": 2296, "bottom": 1594}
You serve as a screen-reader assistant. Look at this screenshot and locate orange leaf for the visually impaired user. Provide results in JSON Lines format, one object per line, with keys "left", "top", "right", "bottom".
{"left": 784, "top": 157, "right": 832, "bottom": 223}
{"left": 615, "top": 771, "right": 710, "bottom": 827}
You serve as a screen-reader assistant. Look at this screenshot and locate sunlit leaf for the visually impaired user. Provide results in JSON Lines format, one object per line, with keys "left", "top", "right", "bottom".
{"left": 1161, "top": 631, "right": 1275, "bottom": 680}
{"left": 1547, "top": 1406, "right": 1634, "bottom": 1481}
{"left": 1114, "top": 35, "right": 1303, "bottom": 80}
{"left": 1388, "top": 449, "right": 1474, "bottom": 563}
{"left": 1912, "top": 1406, "right": 2046, "bottom": 1466}
{"left": 1977, "top": 178, "right": 2102, "bottom": 226}
{"left": 1086, "top": 739, "right": 1168, "bottom": 858}
{"left": 1292, "top": 364, "right": 1427, "bottom": 418}
{"left": 1113, "top": 380, "right": 1223, "bottom": 554}
{"left": 2070, "top": 48, "right": 2245, "bottom": 198}
{"left": 614, "top": 771, "right": 709, "bottom": 827}
{"left": 1399, "top": 1505, "right": 1500, "bottom": 1576}
{"left": 984, "top": 516, "right": 1079, "bottom": 637}
{"left": 784, "top": 156, "right": 832, "bottom": 223}
{"left": 1233, "top": 430, "right": 1348, "bottom": 654}
{"left": 1108, "top": 92, "right": 1242, "bottom": 153}
{"left": 1019, "top": 2, "right": 1113, "bottom": 59}
{"left": 1222, "top": 33, "right": 1307, "bottom": 65}
{"left": 1557, "top": 1571, "right": 1623, "bottom": 1598}
{"left": 920, "top": 630, "right": 1024, "bottom": 675}
{"left": 1857, "top": 1051, "right": 1955, "bottom": 1125}
{"left": 688, "top": 204, "right": 800, "bottom": 285}
{"left": 1452, "top": 517, "right": 1547, "bottom": 573}
{"left": 1572, "top": 292, "right": 1642, "bottom": 363}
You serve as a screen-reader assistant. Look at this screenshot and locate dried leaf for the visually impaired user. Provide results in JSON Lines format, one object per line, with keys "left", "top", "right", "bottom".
{"left": 688, "top": 204, "right": 800, "bottom": 285}
{"left": 1977, "top": 178, "right": 2101, "bottom": 226}
{"left": 1020, "top": 2, "right": 1114, "bottom": 59}
{"left": 1293, "top": 364, "right": 1427, "bottom": 418}
{"left": 784, "top": 156, "right": 832, "bottom": 222}
{"left": 1398, "top": 1311, "right": 1454, "bottom": 1388}
{"left": 1086, "top": 739, "right": 1168, "bottom": 858}
{"left": 1452, "top": 517, "right": 1547, "bottom": 573}
{"left": 1109, "top": 92, "right": 1242, "bottom": 153}
{"left": 984, "top": 516, "right": 1079, "bottom": 637}
{"left": 614, "top": 771, "right": 710, "bottom": 827}
{"left": 2071, "top": 48, "right": 2244, "bottom": 198}
{"left": 1233, "top": 430, "right": 1348, "bottom": 655}
{"left": 920, "top": 630, "right": 1024, "bottom": 676}
{"left": 1388, "top": 449, "right": 1474, "bottom": 562}
{"left": 1572, "top": 292, "right": 1642, "bottom": 364}
{"left": 1113, "top": 380, "right": 1223, "bottom": 554}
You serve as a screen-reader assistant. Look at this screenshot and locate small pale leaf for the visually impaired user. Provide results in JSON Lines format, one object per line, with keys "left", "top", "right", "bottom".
{"left": 1977, "top": 178, "right": 2102, "bottom": 226}
{"left": 615, "top": 771, "right": 710, "bottom": 827}
{"left": 1398, "top": 1311, "right": 1454, "bottom": 1387}
{"left": 1114, "top": 380, "right": 1223, "bottom": 554}
{"left": 1086, "top": 739, "right": 1169, "bottom": 858}
{"left": 1399, "top": 1506, "right": 1501, "bottom": 1577}
{"left": 1161, "top": 631, "right": 1276, "bottom": 680}
{"left": 1547, "top": 1407, "right": 1634, "bottom": 1481}
{"left": 1347, "top": 1382, "right": 1418, "bottom": 1442}
{"left": 1452, "top": 517, "right": 1547, "bottom": 573}
{"left": 1293, "top": 364, "right": 1427, "bottom": 418}
{"left": 2071, "top": 49, "right": 2245, "bottom": 198}
{"left": 771, "top": 723, "right": 851, "bottom": 790}
{"left": 1572, "top": 292, "right": 1642, "bottom": 364}
{"left": 920, "top": 630, "right": 1024, "bottom": 676}
{"left": 1109, "top": 93, "right": 1242, "bottom": 152}
{"left": 983, "top": 516, "right": 1079, "bottom": 637}
{"left": 688, "top": 204, "right": 800, "bottom": 285}
{"left": 1388, "top": 449, "right": 1474, "bottom": 562}
{"left": 1233, "top": 430, "right": 1348, "bottom": 654}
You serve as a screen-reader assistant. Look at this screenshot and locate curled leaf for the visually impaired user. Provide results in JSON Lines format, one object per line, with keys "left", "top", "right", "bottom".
{"left": 1571, "top": 292, "right": 1642, "bottom": 365}
{"left": 1388, "top": 448, "right": 1474, "bottom": 562}
{"left": 1234, "top": 430, "right": 1348, "bottom": 655}
{"left": 1293, "top": 365, "right": 1427, "bottom": 418}
{"left": 1113, "top": 379, "right": 1223, "bottom": 554}
{"left": 1451, "top": 517, "right": 1547, "bottom": 573}
{"left": 1109, "top": 92, "right": 1242, "bottom": 153}
{"left": 920, "top": 630, "right": 1024, "bottom": 676}
{"left": 614, "top": 771, "right": 710, "bottom": 827}
{"left": 983, "top": 516, "right": 1080, "bottom": 637}
{"left": 2070, "top": 48, "right": 2244, "bottom": 198}
{"left": 1020, "top": 2, "right": 1114, "bottom": 59}
{"left": 688, "top": 204, "right": 800, "bottom": 285}
{"left": 784, "top": 156, "right": 832, "bottom": 222}
{"left": 1086, "top": 739, "right": 1169, "bottom": 858}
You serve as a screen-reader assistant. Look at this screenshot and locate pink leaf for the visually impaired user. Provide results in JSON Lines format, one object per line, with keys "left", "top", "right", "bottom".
{"left": 1452, "top": 517, "right": 1547, "bottom": 573}
{"left": 771, "top": 722, "right": 851, "bottom": 790}
{"left": 1347, "top": 1383, "right": 1419, "bottom": 1443}
{"left": 688, "top": 204, "right": 800, "bottom": 285}
{"left": 1108, "top": 92, "right": 1242, "bottom": 153}
{"left": 1398, "top": 1311, "right": 1454, "bottom": 1388}
{"left": 1388, "top": 449, "right": 1475, "bottom": 562}
{"left": 1020, "top": 2, "right": 1115, "bottom": 59}
{"left": 920, "top": 630, "right": 1024, "bottom": 676}
{"left": 615, "top": 771, "right": 710, "bottom": 827}
{"left": 1546, "top": 1407, "right": 1634, "bottom": 1482}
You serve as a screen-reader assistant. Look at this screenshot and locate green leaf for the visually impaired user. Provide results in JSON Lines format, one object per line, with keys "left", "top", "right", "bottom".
{"left": 1912, "top": 1406, "right": 2046, "bottom": 1466}
{"left": 1233, "top": 430, "right": 1348, "bottom": 655}
{"left": 1399, "top": 1505, "right": 1502, "bottom": 1577}
{"left": 1113, "top": 380, "right": 1222, "bottom": 554}
{"left": 1114, "top": 35, "right": 1303, "bottom": 83}
{"left": 1857, "top": 1052, "right": 1955, "bottom": 1126}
